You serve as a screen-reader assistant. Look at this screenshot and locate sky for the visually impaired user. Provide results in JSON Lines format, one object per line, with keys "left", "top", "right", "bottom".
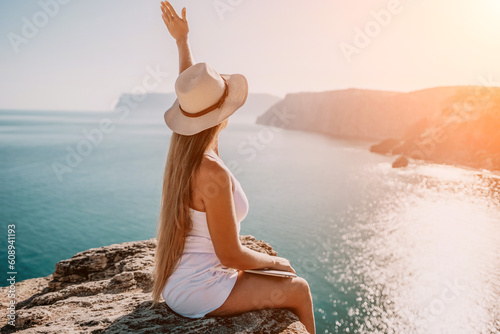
{"left": 0, "top": 0, "right": 499, "bottom": 111}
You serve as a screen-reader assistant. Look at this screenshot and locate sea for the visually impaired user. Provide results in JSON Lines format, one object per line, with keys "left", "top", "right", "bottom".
{"left": 1, "top": 109, "right": 500, "bottom": 334}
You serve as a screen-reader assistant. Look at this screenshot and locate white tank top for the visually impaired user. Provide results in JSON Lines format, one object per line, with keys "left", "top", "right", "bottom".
{"left": 182, "top": 149, "right": 249, "bottom": 255}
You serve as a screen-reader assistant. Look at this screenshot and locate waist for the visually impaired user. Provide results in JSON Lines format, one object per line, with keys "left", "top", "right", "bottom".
{"left": 183, "top": 235, "right": 216, "bottom": 254}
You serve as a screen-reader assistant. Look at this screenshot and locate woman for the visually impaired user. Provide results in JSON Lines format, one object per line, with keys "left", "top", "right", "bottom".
{"left": 151, "top": 2, "right": 316, "bottom": 333}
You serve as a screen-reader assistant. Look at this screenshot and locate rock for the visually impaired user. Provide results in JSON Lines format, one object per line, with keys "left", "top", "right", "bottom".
{"left": 257, "top": 87, "right": 461, "bottom": 141}
{"left": 366, "top": 87, "right": 500, "bottom": 172}
{"left": 369, "top": 138, "right": 401, "bottom": 154}
{"left": 392, "top": 155, "right": 409, "bottom": 168}
{"left": 0, "top": 236, "right": 306, "bottom": 334}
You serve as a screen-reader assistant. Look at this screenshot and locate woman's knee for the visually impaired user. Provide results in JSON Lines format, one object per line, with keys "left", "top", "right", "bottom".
{"left": 288, "top": 277, "right": 312, "bottom": 305}
{"left": 292, "top": 277, "right": 311, "bottom": 292}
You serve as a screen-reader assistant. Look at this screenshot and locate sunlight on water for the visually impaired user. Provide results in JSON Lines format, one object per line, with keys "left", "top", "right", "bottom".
{"left": 318, "top": 162, "right": 500, "bottom": 333}
{"left": 219, "top": 123, "right": 500, "bottom": 334}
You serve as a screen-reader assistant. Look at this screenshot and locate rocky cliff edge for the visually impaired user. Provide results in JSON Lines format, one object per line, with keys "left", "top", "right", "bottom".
{"left": 0, "top": 236, "right": 307, "bottom": 334}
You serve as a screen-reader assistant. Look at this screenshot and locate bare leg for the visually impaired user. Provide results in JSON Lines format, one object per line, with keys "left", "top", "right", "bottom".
{"left": 206, "top": 270, "right": 316, "bottom": 334}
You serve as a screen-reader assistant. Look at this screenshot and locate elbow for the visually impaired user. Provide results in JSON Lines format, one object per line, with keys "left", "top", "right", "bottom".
{"left": 217, "top": 249, "right": 243, "bottom": 269}
{"left": 218, "top": 255, "right": 240, "bottom": 269}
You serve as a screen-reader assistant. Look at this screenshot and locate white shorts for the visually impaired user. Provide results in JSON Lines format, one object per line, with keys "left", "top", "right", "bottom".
{"left": 162, "top": 252, "right": 239, "bottom": 318}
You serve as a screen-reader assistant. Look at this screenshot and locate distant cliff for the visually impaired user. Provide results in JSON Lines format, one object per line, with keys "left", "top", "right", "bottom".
{"left": 257, "top": 87, "right": 464, "bottom": 141}
{"left": 370, "top": 86, "right": 500, "bottom": 171}
{"left": 0, "top": 236, "right": 307, "bottom": 334}
{"left": 257, "top": 86, "right": 500, "bottom": 171}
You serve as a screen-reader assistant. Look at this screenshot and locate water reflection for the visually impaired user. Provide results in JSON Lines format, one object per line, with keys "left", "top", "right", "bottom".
{"left": 319, "top": 163, "right": 500, "bottom": 333}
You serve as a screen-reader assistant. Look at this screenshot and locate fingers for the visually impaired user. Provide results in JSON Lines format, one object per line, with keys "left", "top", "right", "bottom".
{"left": 181, "top": 7, "right": 187, "bottom": 21}
{"left": 161, "top": 13, "right": 170, "bottom": 26}
{"left": 162, "top": 13, "right": 171, "bottom": 24}
{"left": 165, "top": 1, "right": 181, "bottom": 20}
{"left": 161, "top": 1, "right": 174, "bottom": 20}
{"left": 162, "top": 11, "right": 171, "bottom": 24}
{"left": 161, "top": 3, "right": 168, "bottom": 15}
{"left": 161, "top": 2, "right": 171, "bottom": 23}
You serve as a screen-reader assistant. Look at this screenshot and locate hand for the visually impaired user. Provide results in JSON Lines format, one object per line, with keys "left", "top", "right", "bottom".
{"left": 268, "top": 256, "right": 296, "bottom": 274}
{"left": 161, "top": 1, "right": 189, "bottom": 42}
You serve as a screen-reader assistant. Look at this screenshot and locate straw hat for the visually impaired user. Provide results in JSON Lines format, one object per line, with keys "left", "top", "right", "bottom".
{"left": 164, "top": 63, "right": 248, "bottom": 135}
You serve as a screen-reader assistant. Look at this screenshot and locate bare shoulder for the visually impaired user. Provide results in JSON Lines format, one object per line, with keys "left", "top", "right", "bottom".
{"left": 195, "top": 155, "right": 231, "bottom": 191}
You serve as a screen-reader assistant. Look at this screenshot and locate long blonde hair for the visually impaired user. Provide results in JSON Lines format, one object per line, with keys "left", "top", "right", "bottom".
{"left": 151, "top": 119, "right": 228, "bottom": 306}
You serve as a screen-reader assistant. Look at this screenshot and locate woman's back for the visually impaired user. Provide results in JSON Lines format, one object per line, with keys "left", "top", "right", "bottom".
{"left": 161, "top": 149, "right": 249, "bottom": 318}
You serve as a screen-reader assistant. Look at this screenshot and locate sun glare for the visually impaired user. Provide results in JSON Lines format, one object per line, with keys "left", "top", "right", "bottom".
{"left": 485, "top": 0, "right": 500, "bottom": 10}
{"left": 477, "top": 0, "right": 500, "bottom": 22}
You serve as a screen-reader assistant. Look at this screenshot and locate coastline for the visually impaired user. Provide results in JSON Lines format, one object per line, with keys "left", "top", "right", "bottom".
{"left": 387, "top": 153, "right": 500, "bottom": 179}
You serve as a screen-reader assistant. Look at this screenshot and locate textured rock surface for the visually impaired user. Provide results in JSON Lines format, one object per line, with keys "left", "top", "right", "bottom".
{"left": 0, "top": 236, "right": 307, "bottom": 334}
{"left": 391, "top": 155, "right": 409, "bottom": 168}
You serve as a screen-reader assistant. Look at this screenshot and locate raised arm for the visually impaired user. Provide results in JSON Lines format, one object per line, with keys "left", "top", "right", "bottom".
{"left": 161, "top": 1, "right": 194, "bottom": 74}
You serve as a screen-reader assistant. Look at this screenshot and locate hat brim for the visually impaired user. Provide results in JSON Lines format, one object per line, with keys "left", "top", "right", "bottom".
{"left": 164, "top": 73, "right": 248, "bottom": 136}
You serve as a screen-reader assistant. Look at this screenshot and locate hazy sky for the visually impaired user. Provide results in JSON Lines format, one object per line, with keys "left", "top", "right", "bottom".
{"left": 1, "top": 0, "right": 499, "bottom": 111}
